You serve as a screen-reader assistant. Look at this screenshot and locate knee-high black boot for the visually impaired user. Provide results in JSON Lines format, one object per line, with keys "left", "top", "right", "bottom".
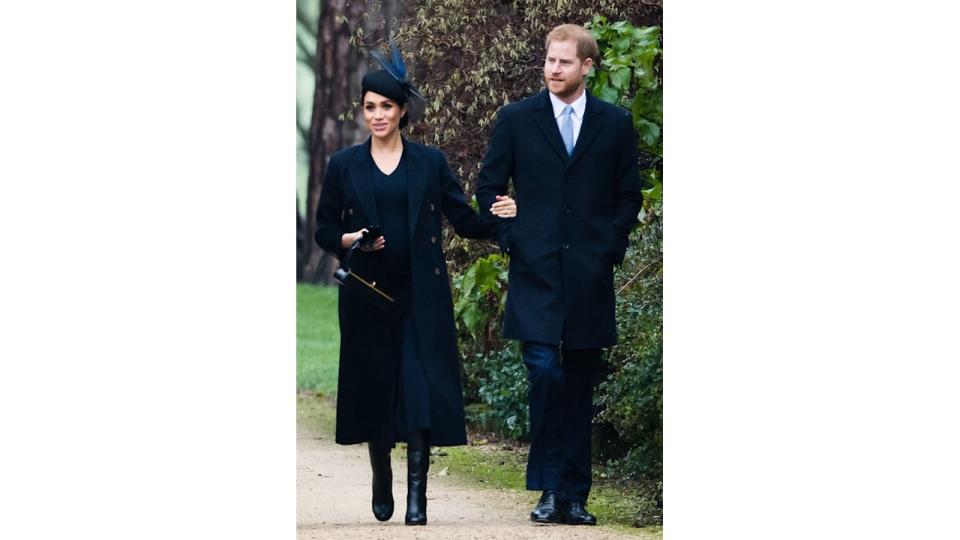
{"left": 368, "top": 440, "right": 394, "bottom": 521}
{"left": 405, "top": 430, "right": 430, "bottom": 525}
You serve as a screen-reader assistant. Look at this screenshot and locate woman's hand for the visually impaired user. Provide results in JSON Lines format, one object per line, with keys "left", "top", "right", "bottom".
{"left": 490, "top": 195, "right": 517, "bottom": 218}
{"left": 341, "top": 229, "right": 386, "bottom": 251}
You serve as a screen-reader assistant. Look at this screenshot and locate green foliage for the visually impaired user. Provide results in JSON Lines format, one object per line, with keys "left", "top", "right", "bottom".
{"left": 450, "top": 256, "right": 528, "bottom": 442}
{"left": 597, "top": 214, "right": 663, "bottom": 480}
{"left": 577, "top": 17, "right": 664, "bottom": 488}
{"left": 450, "top": 253, "right": 517, "bottom": 414}
{"left": 451, "top": 253, "right": 509, "bottom": 347}
{"left": 469, "top": 343, "right": 529, "bottom": 440}
{"left": 585, "top": 16, "right": 662, "bottom": 210}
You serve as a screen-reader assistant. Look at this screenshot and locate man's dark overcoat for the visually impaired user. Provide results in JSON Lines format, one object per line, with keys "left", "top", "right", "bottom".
{"left": 315, "top": 138, "right": 494, "bottom": 447}
{"left": 475, "top": 90, "right": 643, "bottom": 349}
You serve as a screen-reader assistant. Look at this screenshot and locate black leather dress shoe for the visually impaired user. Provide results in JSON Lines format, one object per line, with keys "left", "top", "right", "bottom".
{"left": 530, "top": 490, "right": 562, "bottom": 523}
{"left": 560, "top": 501, "right": 597, "bottom": 525}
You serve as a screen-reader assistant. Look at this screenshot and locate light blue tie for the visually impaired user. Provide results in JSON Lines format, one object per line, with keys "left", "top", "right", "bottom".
{"left": 560, "top": 105, "right": 574, "bottom": 156}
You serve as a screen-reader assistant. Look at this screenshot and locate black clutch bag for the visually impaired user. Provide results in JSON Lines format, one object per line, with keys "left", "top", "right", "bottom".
{"left": 333, "top": 239, "right": 396, "bottom": 311}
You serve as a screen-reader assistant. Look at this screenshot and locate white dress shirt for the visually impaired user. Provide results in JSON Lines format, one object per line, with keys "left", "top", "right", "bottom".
{"left": 549, "top": 90, "right": 587, "bottom": 148}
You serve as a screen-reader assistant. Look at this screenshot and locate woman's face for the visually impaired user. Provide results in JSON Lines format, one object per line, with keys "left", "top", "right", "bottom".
{"left": 362, "top": 91, "right": 406, "bottom": 140}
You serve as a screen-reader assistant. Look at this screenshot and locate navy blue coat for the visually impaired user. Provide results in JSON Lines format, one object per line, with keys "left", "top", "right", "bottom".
{"left": 314, "top": 138, "right": 495, "bottom": 446}
{"left": 475, "top": 90, "right": 643, "bottom": 349}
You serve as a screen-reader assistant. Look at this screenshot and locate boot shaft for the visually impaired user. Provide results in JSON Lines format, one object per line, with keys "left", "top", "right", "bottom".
{"left": 405, "top": 430, "right": 430, "bottom": 525}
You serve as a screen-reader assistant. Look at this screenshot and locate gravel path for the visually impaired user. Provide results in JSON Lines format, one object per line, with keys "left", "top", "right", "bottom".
{"left": 297, "top": 421, "right": 652, "bottom": 539}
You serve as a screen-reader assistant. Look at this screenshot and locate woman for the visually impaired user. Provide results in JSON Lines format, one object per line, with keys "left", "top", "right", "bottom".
{"left": 313, "top": 55, "right": 516, "bottom": 526}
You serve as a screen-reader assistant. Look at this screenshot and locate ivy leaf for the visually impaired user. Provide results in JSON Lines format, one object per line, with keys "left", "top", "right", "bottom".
{"left": 589, "top": 70, "right": 609, "bottom": 94}
{"left": 631, "top": 92, "right": 645, "bottom": 120}
{"left": 462, "top": 304, "right": 480, "bottom": 337}
{"left": 598, "top": 83, "right": 620, "bottom": 104}
{"left": 462, "top": 265, "right": 477, "bottom": 296}
{"left": 610, "top": 67, "right": 631, "bottom": 91}
{"left": 636, "top": 118, "right": 661, "bottom": 148}
{"left": 633, "top": 26, "right": 660, "bottom": 44}
{"left": 642, "top": 181, "right": 662, "bottom": 203}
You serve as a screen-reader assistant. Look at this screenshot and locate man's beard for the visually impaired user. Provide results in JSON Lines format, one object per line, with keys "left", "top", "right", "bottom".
{"left": 545, "top": 76, "right": 583, "bottom": 99}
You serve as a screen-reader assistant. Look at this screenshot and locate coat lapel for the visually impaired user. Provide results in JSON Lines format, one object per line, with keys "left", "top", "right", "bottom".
{"left": 404, "top": 139, "right": 427, "bottom": 239}
{"left": 349, "top": 138, "right": 381, "bottom": 227}
{"left": 567, "top": 93, "right": 605, "bottom": 168}
{"left": 531, "top": 90, "right": 570, "bottom": 163}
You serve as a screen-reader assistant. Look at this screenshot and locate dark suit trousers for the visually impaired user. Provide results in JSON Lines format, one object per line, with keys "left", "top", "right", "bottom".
{"left": 522, "top": 342, "right": 600, "bottom": 504}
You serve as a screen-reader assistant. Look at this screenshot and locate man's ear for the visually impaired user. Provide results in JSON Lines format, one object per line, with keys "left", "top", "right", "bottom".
{"left": 582, "top": 57, "right": 594, "bottom": 76}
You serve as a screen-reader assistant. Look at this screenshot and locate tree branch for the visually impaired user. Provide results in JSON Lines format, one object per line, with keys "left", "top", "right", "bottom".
{"left": 616, "top": 258, "right": 662, "bottom": 296}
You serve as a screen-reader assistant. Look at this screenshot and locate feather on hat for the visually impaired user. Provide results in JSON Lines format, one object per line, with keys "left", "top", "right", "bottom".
{"left": 362, "top": 36, "right": 426, "bottom": 127}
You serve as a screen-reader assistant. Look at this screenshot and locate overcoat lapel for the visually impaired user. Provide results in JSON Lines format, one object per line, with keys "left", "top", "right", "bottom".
{"left": 531, "top": 90, "right": 570, "bottom": 163}
{"left": 404, "top": 138, "right": 427, "bottom": 239}
{"left": 350, "top": 138, "right": 381, "bottom": 227}
{"left": 568, "top": 93, "right": 605, "bottom": 168}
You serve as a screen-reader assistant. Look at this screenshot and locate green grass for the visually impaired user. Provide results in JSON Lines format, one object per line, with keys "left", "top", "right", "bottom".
{"left": 297, "top": 284, "right": 340, "bottom": 395}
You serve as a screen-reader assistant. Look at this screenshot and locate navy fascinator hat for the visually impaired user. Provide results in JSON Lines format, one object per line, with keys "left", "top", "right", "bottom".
{"left": 361, "top": 37, "right": 426, "bottom": 130}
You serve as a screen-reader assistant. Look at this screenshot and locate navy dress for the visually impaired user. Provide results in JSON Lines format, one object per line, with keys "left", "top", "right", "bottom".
{"left": 371, "top": 155, "right": 432, "bottom": 437}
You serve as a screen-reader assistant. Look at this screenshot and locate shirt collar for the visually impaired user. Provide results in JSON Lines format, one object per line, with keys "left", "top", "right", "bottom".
{"left": 549, "top": 89, "right": 587, "bottom": 119}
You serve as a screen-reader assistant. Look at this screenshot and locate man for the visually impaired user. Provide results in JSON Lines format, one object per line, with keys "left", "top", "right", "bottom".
{"left": 475, "top": 24, "right": 643, "bottom": 526}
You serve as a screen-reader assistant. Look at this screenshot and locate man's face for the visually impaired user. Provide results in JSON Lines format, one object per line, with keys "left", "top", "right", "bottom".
{"left": 543, "top": 39, "right": 592, "bottom": 101}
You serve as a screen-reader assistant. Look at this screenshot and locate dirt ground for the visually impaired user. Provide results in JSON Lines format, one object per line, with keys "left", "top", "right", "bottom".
{"left": 297, "top": 421, "right": 655, "bottom": 540}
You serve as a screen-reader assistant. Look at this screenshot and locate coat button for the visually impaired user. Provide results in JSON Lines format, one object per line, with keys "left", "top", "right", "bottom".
{"left": 562, "top": 242, "right": 570, "bottom": 249}
{"left": 563, "top": 206, "right": 571, "bottom": 214}
{"left": 348, "top": 208, "right": 354, "bottom": 215}
{"left": 429, "top": 203, "right": 435, "bottom": 212}
{"left": 431, "top": 236, "right": 437, "bottom": 244}
{"left": 434, "top": 267, "right": 440, "bottom": 275}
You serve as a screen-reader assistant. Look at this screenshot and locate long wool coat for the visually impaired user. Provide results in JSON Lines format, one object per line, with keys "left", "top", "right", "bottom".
{"left": 314, "top": 138, "right": 496, "bottom": 447}
{"left": 475, "top": 90, "right": 644, "bottom": 349}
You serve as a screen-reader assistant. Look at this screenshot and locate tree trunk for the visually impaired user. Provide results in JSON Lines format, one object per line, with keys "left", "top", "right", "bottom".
{"left": 296, "top": 200, "right": 305, "bottom": 281}
{"left": 301, "top": 0, "right": 369, "bottom": 284}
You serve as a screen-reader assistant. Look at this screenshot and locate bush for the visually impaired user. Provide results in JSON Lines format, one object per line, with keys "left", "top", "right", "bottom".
{"left": 582, "top": 16, "right": 663, "bottom": 486}
{"left": 595, "top": 212, "right": 663, "bottom": 480}
{"left": 449, "top": 256, "right": 528, "bottom": 442}
{"left": 451, "top": 253, "right": 510, "bottom": 401}
{"left": 467, "top": 343, "right": 530, "bottom": 440}
{"left": 451, "top": 253, "right": 509, "bottom": 352}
